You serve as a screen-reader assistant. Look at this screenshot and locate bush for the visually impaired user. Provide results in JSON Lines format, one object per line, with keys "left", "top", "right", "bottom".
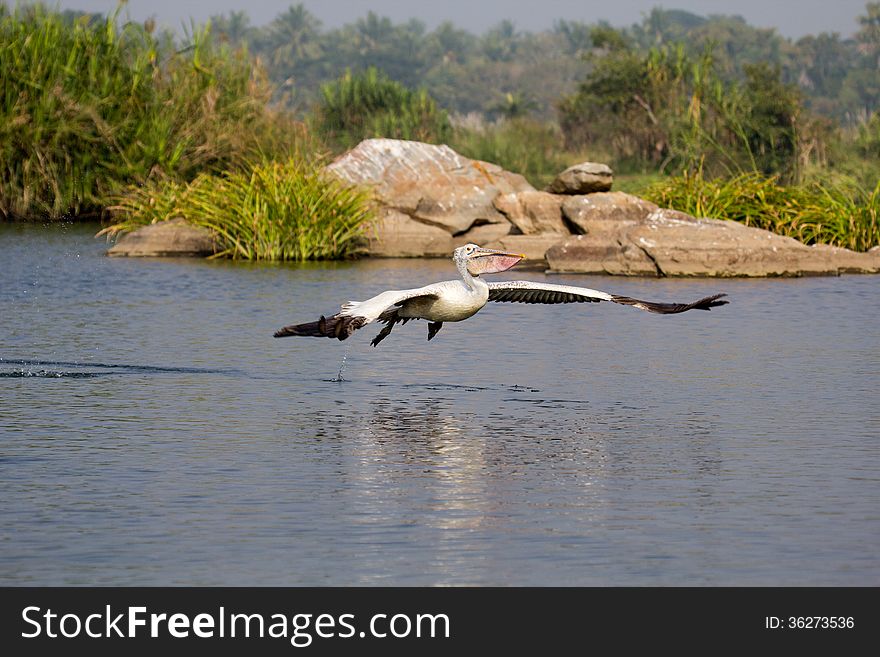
{"left": 313, "top": 67, "right": 451, "bottom": 149}
{"left": 558, "top": 40, "right": 808, "bottom": 181}
{"left": 0, "top": 4, "right": 298, "bottom": 220}
{"left": 103, "top": 159, "right": 375, "bottom": 261}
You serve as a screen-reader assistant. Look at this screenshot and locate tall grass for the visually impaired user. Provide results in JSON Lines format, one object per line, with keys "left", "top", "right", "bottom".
{"left": 314, "top": 67, "right": 451, "bottom": 150}
{"left": 642, "top": 169, "right": 880, "bottom": 252}
{"left": 102, "top": 159, "right": 375, "bottom": 261}
{"left": 450, "top": 118, "right": 574, "bottom": 188}
{"left": 0, "top": 4, "right": 300, "bottom": 220}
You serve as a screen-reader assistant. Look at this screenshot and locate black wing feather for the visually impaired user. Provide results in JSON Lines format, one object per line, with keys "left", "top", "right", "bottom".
{"left": 609, "top": 293, "right": 729, "bottom": 314}
{"left": 274, "top": 314, "right": 367, "bottom": 340}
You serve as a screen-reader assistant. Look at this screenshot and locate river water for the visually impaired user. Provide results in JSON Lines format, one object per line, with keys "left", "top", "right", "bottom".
{"left": 1, "top": 223, "right": 878, "bottom": 585}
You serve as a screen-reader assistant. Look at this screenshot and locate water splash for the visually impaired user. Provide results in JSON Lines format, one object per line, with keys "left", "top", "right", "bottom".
{"left": 0, "top": 357, "right": 236, "bottom": 378}
{"left": 329, "top": 351, "right": 349, "bottom": 383}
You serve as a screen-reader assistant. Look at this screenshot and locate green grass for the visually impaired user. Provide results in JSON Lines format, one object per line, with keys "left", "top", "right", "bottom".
{"left": 641, "top": 169, "right": 880, "bottom": 252}
{"left": 0, "top": 3, "right": 300, "bottom": 220}
{"left": 449, "top": 119, "right": 575, "bottom": 189}
{"left": 314, "top": 67, "right": 451, "bottom": 151}
{"left": 102, "top": 159, "right": 375, "bottom": 261}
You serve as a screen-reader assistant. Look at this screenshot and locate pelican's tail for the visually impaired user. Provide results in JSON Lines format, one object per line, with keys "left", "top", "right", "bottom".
{"left": 274, "top": 314, "right": 367, "bottom": 341}
{"left": 610, "top": 293, "right": 729, "bottom": 314}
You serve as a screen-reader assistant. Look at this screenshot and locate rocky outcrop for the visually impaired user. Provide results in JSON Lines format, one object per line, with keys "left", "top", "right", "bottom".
{"left": 106, "top": 218, "right": 216, "bottom": 257}
{"left": 325, "top": 138, "right": 533, "bottom": 244}
{"left": 323, "top": 140, "right": 880, "bottom": 274}
{"left": 546, "top": 162, "right": 613, "bottom": 194}
{"left": 493, "top": 191, "right": 567, "bottom": 234}
{"left": 363, "top": 209, "right": 454, "bottom": 258}
{"left": 102, "top": 140, "right": 879, "bottom": 276}
{"left": 561, "top": 192, "right": 658, "bottom": 232}
{"left": 547, "top": 209, "right": 880, "bottom": 277}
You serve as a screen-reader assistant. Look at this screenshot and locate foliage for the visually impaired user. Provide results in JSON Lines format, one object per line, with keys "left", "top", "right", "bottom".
{"left": 0, "top": 3, "right": 298, "bottom": 220}
{"left": 103, "top": 159, "right": 375, "bottom": 261}
{"left": 641, "top": 169, "right": 880, "bottom": 252}
{"left": 450, "top": 118, "right": 572, "bottom": 188}
{"left": 209, "top": 3, "right": 879, "bottom": 127}
{"left": 558, "top": 38, "right": 812, "bottom": 181}
{"left": 313, "top": 67, "right": 451, "bottom": 149}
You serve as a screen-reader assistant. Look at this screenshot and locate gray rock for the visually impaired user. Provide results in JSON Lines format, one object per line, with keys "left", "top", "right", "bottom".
{"left": 547, "top": 208, "right": 880, "bottom": 277}
{"left": 453, "top": 221, "right": 512, "bottom": 247}
{"left": 363, "top": 209, "right": 454, "bottom": 258}
{"left": 546, "top": 162, "right": 613, "bottom": 194}
{"left": 562, "top": 192, "right": 659, "bottom": 233}
{"left": 106, "top": 218, "right": 217, "bottom": 257}
{"left": 493, "top": 191, "right": 568, "bottom": 235}
{"left": 325, "top": 138, "right": 533, "bottom": 238}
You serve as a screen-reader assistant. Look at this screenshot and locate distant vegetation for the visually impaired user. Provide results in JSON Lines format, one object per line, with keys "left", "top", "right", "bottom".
{"left": 2, "top": 2, "right": 879, "bottom": 255}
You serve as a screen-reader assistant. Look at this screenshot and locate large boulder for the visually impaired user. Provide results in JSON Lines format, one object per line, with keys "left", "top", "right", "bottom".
{"left": 547, "top": 208, "right": 880, "bottom": 276}
{"left": 364, "top": 210, "right": 454, "bottom": 258}
{"left": 325, "top": 139, "right": 534, "bottom": 246}
{"left": 106, "top": 218, "right": 217, "bottom": 257}
{"left": 562, "top": 192, "right": 658, "bottom": 232}
{"left": 546, "top": 162, "right": 613, "bottom": 194}
{"left": 493, "top": 191, "right": 568, "bottom": 234}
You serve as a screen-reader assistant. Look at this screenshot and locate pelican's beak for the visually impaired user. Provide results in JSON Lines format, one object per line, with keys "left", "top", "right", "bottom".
{"left": 471, "top": 247, "right": 525, "bottom": 274}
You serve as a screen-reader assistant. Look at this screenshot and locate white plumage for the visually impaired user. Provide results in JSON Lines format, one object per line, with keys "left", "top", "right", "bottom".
{"left": 274, "top": 244, "right": 728, "bottom": 345}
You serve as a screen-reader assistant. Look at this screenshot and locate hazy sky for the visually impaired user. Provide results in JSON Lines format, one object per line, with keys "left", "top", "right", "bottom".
{"left": 50, "top": 0, "right": 870, "bottom": 39}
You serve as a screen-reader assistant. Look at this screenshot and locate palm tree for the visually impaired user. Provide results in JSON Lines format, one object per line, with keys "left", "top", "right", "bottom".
{"left": 269, "top": 4, "right": 322, "bottom": 69}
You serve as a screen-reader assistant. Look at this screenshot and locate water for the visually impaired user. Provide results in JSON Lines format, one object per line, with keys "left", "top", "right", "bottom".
{"left": 1, "top": 222, "right": 878, "bottom": 585}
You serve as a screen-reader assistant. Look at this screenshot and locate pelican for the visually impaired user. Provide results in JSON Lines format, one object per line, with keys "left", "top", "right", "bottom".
{"left": 274, "top": 244, "right": 728, "bottom": 346}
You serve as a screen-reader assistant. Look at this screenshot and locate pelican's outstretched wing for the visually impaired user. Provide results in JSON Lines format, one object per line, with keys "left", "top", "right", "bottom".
{"left": 273, "top": 286, "right": 441, "bottom": 341}
{"left": 488, "top": 281, "right": 728, "bottom": 314}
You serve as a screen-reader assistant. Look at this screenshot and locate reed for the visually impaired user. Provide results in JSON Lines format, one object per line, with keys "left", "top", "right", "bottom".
{"left": 103, "top": 159, "right": 375, "bottom": 261}
{"left": 314, "top": 67, "right": 451, "bottom": 150}
{"left": 641, "top": 169, "right": 880, "bottom": 252}
{"left": 0, "top": 3, "right": 297, "bottom": 220}
{"left": 450, "top": 119, "right": 573, "bottom": 188}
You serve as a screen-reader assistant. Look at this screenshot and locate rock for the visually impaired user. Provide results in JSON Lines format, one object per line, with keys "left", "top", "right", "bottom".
{"left": 544, "top": 235, "right": 659, "bottom": 276}
{"left": 546, "top": 162, "right": 613, "bottom": 194}
{"left": 364, "top": 210, "right": 454, "bottom": 258}
{"left": 484, "top": 234, "right": 570, "bottom": 264}
{"left": 547, "top": 208, "right": 880, "bottom": 277}
{"left": 106, "top": 218, "right": 217, "bottom": 257}
{"left": 325, "top": 138, "right": 533, "bottom": 238}
{"left": 493, "top": 191, "right": 568, "bottom": 235}
{"left": 804, "top": 244, "right": 880, "bottom": 274}
{"left": 562, "top": 192, "right": 659, "bottom": 233}
{"left": 453, "top": 221, "right": 512, "bottom": 247}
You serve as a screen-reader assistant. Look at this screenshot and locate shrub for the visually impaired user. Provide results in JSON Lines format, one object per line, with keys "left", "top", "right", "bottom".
{"left": 313, "top": 67, "right": 451, "bottom": 149}
{"left": 103, "top": 159, "right": 375, "bottom": 261}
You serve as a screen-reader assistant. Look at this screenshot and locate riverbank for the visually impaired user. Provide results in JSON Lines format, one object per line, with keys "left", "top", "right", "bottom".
{"left": 105, "top": 139, "right": 880, "bottom": 277}
{"left": 3, "top": 6, "right": 878, "bottom": 266}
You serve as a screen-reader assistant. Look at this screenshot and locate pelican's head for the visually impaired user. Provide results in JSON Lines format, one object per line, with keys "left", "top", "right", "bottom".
{"left": 454, "top": 243, "right": 525, "bottom": 276}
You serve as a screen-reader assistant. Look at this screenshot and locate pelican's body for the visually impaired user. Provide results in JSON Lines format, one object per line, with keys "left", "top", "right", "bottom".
{"left": 274, "top": 244, "right": 728, "bottom": 345}
{"left": 363, "top": 278, "right": 488, "bottom": 323}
